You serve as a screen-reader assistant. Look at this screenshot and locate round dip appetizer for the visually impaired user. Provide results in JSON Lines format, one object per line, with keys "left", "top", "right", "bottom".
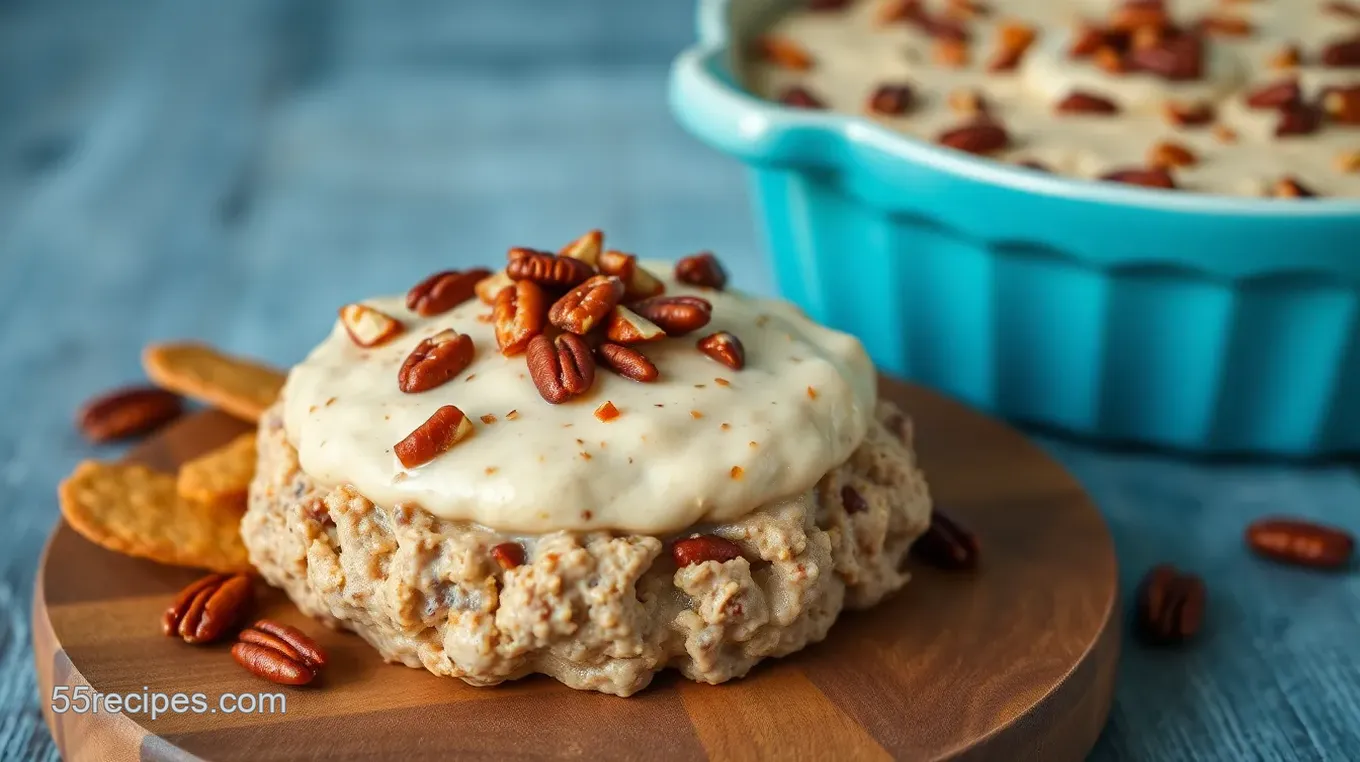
{"left": 746, "top": 0, "right": 1360, "bottom": 197}
{"left": 241, "top": 234, "right": 933, "bottom": 696}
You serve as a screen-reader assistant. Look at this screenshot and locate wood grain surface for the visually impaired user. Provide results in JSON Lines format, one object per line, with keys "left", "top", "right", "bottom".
{"left": 33, "top": 379, "right": 1120, "bottom": 761}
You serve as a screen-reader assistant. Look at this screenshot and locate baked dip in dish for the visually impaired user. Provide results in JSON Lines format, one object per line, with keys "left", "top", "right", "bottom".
{"left": 241, "top": 235, "right": 933, "bottom": 696}
{"left": 670, "top": 0, "right": 1360, "bottom": 456}
{"left": 747, "top": 0, "right": 1360, "bottom": 196}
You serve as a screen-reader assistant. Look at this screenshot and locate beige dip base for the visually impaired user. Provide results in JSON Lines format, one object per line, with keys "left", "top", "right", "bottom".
{"left": 242, "top": 400, "right": 932, "bottom": 696}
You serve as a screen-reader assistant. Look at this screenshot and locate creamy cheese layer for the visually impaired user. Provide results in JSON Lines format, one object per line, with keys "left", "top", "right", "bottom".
{"left": 746, "top": 0, "right": 1360, "bottom": 197}
{"left": 281, "top": 264, "right": 876, "bottom": 534}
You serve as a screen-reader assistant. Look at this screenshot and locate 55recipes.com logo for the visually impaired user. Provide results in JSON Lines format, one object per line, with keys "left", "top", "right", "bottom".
{"left": 51, "top": 686, "right": 287, "bottom": 720}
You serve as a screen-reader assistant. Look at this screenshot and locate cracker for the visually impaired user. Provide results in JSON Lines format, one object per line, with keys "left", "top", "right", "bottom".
{"left": 142, "top": 342, "right": 285, "bottom": 423}
{"left": 59, "top": 460, "right": 252, "bottom": 573}
{"left": 177, "top": 432, "right": 257, "bottom": 508}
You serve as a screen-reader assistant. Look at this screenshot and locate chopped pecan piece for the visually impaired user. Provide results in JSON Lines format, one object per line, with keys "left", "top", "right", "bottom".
{"left": 1322, "top": 85, "right": 1360, "bottom": 125}
{"left": 672, "top": 535, "right": 743, "bottom": 567}
{"left": 558, "top": 229, "right": 604, "bottom": 267}
{"left": 1069, "top": 22, "right": 1107, "bottom": 58}
{"left": 1100, "top": 167, "right": 1177, "bottom": 189}
{"left": 697, "top": 332, "right": 746, "bottom": 371}
{"left": 595, "top": 343, "right": 659, "bottom": 383}
{"left": 1270, "top": 177, "right": 1316, "bottom": 198}
{"left": 1275, "top": 104, "right": 1322, "bottom": 137}
{"left": 1244, "top": 78, "right": 1302, "bottom": 109}
{"left": 597, "top": 250, "right": 665, "bottom": 301}
{"left": 674, "top": 252, "right": 729, "bottom": 290}
{"left": 1056, "top": 90, "right": 1120, "bottom": 114}
{"left": 1162, "top": 100, "right": 1216, "bottom": 127}
{"left": 756, "top": 36, "right": 814, "bottom": 71}
{"left": 339, "top": 304, "right": 404, "bottom": 348}
{"left": 1147, "top": 140, "right": 1198, "bottom": 169}
{"left": 933, "top": 38, "right": 970, "bottom": 68}
{"left": 988, "top": 21, "right": 1038, "bottom": 71}
{"left": 605, "top": 306, "right": 666, "bottom": 344}
{"left": 1128, "top": 33, "right": 1205, "bottom": 81}
{"left": 779, "top": 85, "right": 826, "bottom": 109}
{"left": 491, "top": 542, "right": 526, "bottom": 570}
{"left": 936, "top": 121, "right": 1010, "bottom": 154}
{"left": 1267, "top": 44, "right": 1302, "bottom": 70}
{"left": 867, "top": 83, "right": 915, "bottom": 115}
{"left": 1321, "top": 35, "right": 1360, "bottom": 67}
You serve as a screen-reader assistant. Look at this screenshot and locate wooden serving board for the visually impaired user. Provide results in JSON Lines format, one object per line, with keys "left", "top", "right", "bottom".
{"left": 34, "top": 379, "right": 1119, "bottom": 761}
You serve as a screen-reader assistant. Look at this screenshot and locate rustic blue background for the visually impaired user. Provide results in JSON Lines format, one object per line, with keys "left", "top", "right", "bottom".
{"left": 2, "top": 1, "right": 1358, "bottom": 759}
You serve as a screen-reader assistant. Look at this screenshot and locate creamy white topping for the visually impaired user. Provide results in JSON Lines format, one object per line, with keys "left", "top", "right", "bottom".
{"left": 746, "top": 0, "right": 1360, "bottom": 197}
{"left": 282, "top": 264, "right": 876, "bottom": 534}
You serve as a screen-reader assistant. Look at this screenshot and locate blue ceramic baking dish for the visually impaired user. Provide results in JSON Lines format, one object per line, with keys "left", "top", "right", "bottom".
{"left": 669, "top": 0, "right": 1360, "bottom": 456}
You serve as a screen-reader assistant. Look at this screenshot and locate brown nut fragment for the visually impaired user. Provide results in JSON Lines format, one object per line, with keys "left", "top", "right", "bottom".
{"left": 1110, "top": 0, "right": 1170, "bottom": 32}
{"left": 672, "top": 535, "right": 743, "bottom": 567}
{"left": 398, "top": 330, "right": 475, "bottom": 393}
{"left": 1245, "top": 78, "right": 1301, "bottom": 109}
{"left": 598, "top": 250, "right": 665, "bottom": 301}
{"left": 162, "top": 572, "right": 253, "bottom": 645}
{"left": 474, "top": 271, "right": 514, "bottom": 305}
{"left": 1321, "top": 34, "right": 1360, "bottom": 68}
{"left": 78, "top": 386, "right": 183, "bottom": 444}
{"left": 595, "top": 343, "right": 659, "bottom": 383}
{"left": 1128, "top": 33, "right": 1205, "bottom": 81}
{"left": 1100, "top": 166, "right": 1177, "bottom": 189}
{"left": 594, "top": 400, "right": 621, "bottom": 422}
{"left": 339, "top": 303, "right": 404, "bottom": 348}
{"left": 1246, "top": 517, "right": 1354, "bottom": 569}
{"left": 674, "top": 252, "right": 729, "bottom": 290}
{"left": 867, "top": 83, "right": 915, "bottom": 116}
{"left": 1162, "top": 99, "right": 1216, "bottom": 127}
{"left": 1093, "top": 46, "right": 1128, "bottom": 75}
{"left": 1322, "top": 85, "right": 1360, "bottom": 125}
{"left": 493, "top": 280, "right": 548, "bottom": 356}
{"left": 527, "top": 333, "right": 596, "bottom": 404}
{"left": 988, "top": 21, "right": 1038, "bottom": 71}
{"left": 549, "top": 275, "right": 625, "bottom": 334}
{"left": 1056, "top": 90, "right": 1120, "bottom": 114}
{"left": 756, "top": 35, "right": 814, "bottom": 71}
{"left": 491, "top": 542, "right": 526, "bottom": 570}
{"left": 910, "top": 509, "right": 980, "bottom": 570}
{"left": 936, "top": 121, "right": 1010, "bottom": 154}
{"left": 232, "top": 620, "right": 327, "bottom": 686}
{"left": 506, "top": 249, "right": 594, "bottom": 290}
{"left": 779, "top": 85, "right": 826, "bottom": 109}
{"left": 1148, "top": 140, "right": 1198, "bottom": 168}
{"left": 1267, "top": 44, "right": 1302, "bottom": 70}
{"left": 1269, "top": 176, "right": 1316, "bottom": 198}
{"left": 405, "top": 268, "right": 490, "bottom": 316}
{"left": 394, "top": 405, "right": 474, "bottom": 468}
{"left": 1275, "top": 103, "right": 1322, "bottom": 137}
{"left": 933, "top": 38, "right": 970, "bottom": 68}
{"left": 1069, "top": 22, "right": 1106, "bottom": 58}
{"left": 1337, "top": 150, "right": 1360, "bottom": 174}
{"left": 697, "top": 332, "right": 746, "bottom": 371}
{"left": 1134, "top": 565, "right": 1206, "bottom": 646}
{"left": 1212, "top": 124, "right": 1239, "bottom": 144}
{"left": 558, "top": 229, "right": 603, "bottom": 267}
{"left": 605, "top": 307, "right": 666, "bottom": 344}
{"left": 631, "top": 295, "right": 713, "bottom": 336}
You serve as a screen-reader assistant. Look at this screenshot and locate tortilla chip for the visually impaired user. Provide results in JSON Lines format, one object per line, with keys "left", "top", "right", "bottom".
{"left": 177, "top": 432, "right": 257, "bottom": 509}
{"left": 142, "top": 342, "right": 285, "bottom": 423}
{"left": 59, "top": 460, "right": 252, "bottom": 573}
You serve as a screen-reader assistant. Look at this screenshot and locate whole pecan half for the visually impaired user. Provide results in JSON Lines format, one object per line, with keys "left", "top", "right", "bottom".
{"left": 1134, "top": 565, "right": 1206, "bottom": 646}
{"left": 674, "top": 252, "right": 729, "bottom": 290}
{"left": 911, "top": 509, "right": 980, "bottom": 570}
{"left": 672, "top": 535, "right": 744, "bottom": 567}
{"left": 697, "top": 332, "right": 746, "bottom": 371}
{"left": 1056, "top": 90, "right": 1120, "bottom": 114}
{"left": 605, "top": 307, "right": 666, "bottom": 344}
{"left": 405, "top": 268, "right": 490, "bottom": 316}
{"left": 505, "top": 249, "right": 594, "bottom": 290}
{"left": 394, "top": 405, "right": 474, "bottom": 468}
{"left": 78, "top": 386, "right": 183, "bottom": 443}
{"left": 398, "top": 330, "right": 475, "bottom": 393}
{"left": 493, "top": 280, "right": 547, "bottom": 356}
{"left": 232, "top": 620, "right": 327, "bottom": 686}
{"left": 526, "top": 333, "right": 596, "bottom": 404}
{"left": 548, "top": 275, "right": 625, "bottom": 334}
{"left": 595, "top": 342, "right": 659, "bottom": 383}
{"left": 936, "top": 121, "right": 1010, "bottom": 154}
{"left": 597, "top": 250, "right": 665, "bottom": 301}
{"left": 491, "top": 542, "right": 526, "bottom": 570}
{"left": 630, "top": 295, "right": 713, "bottom": 336}
{"left": 1246, "top": 517, "right": 1354, "bottom": 569}
{"left": 339, "top": 303, "right": 404, "bottom": 348}
{"left": 162, "top": 573, "right": 253, "bottom": 645}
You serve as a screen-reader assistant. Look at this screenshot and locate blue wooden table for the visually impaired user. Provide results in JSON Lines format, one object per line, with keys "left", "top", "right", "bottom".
{"left": 2, "top": 1, "right": 1358, "bottom": 759}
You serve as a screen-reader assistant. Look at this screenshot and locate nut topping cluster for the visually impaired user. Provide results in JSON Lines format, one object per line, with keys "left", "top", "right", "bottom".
{"left": 363, "top": 233, "right": 749, "bottom": 469}
{"left": 753, "top": 0, "right": 1360, "bottom": 197}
